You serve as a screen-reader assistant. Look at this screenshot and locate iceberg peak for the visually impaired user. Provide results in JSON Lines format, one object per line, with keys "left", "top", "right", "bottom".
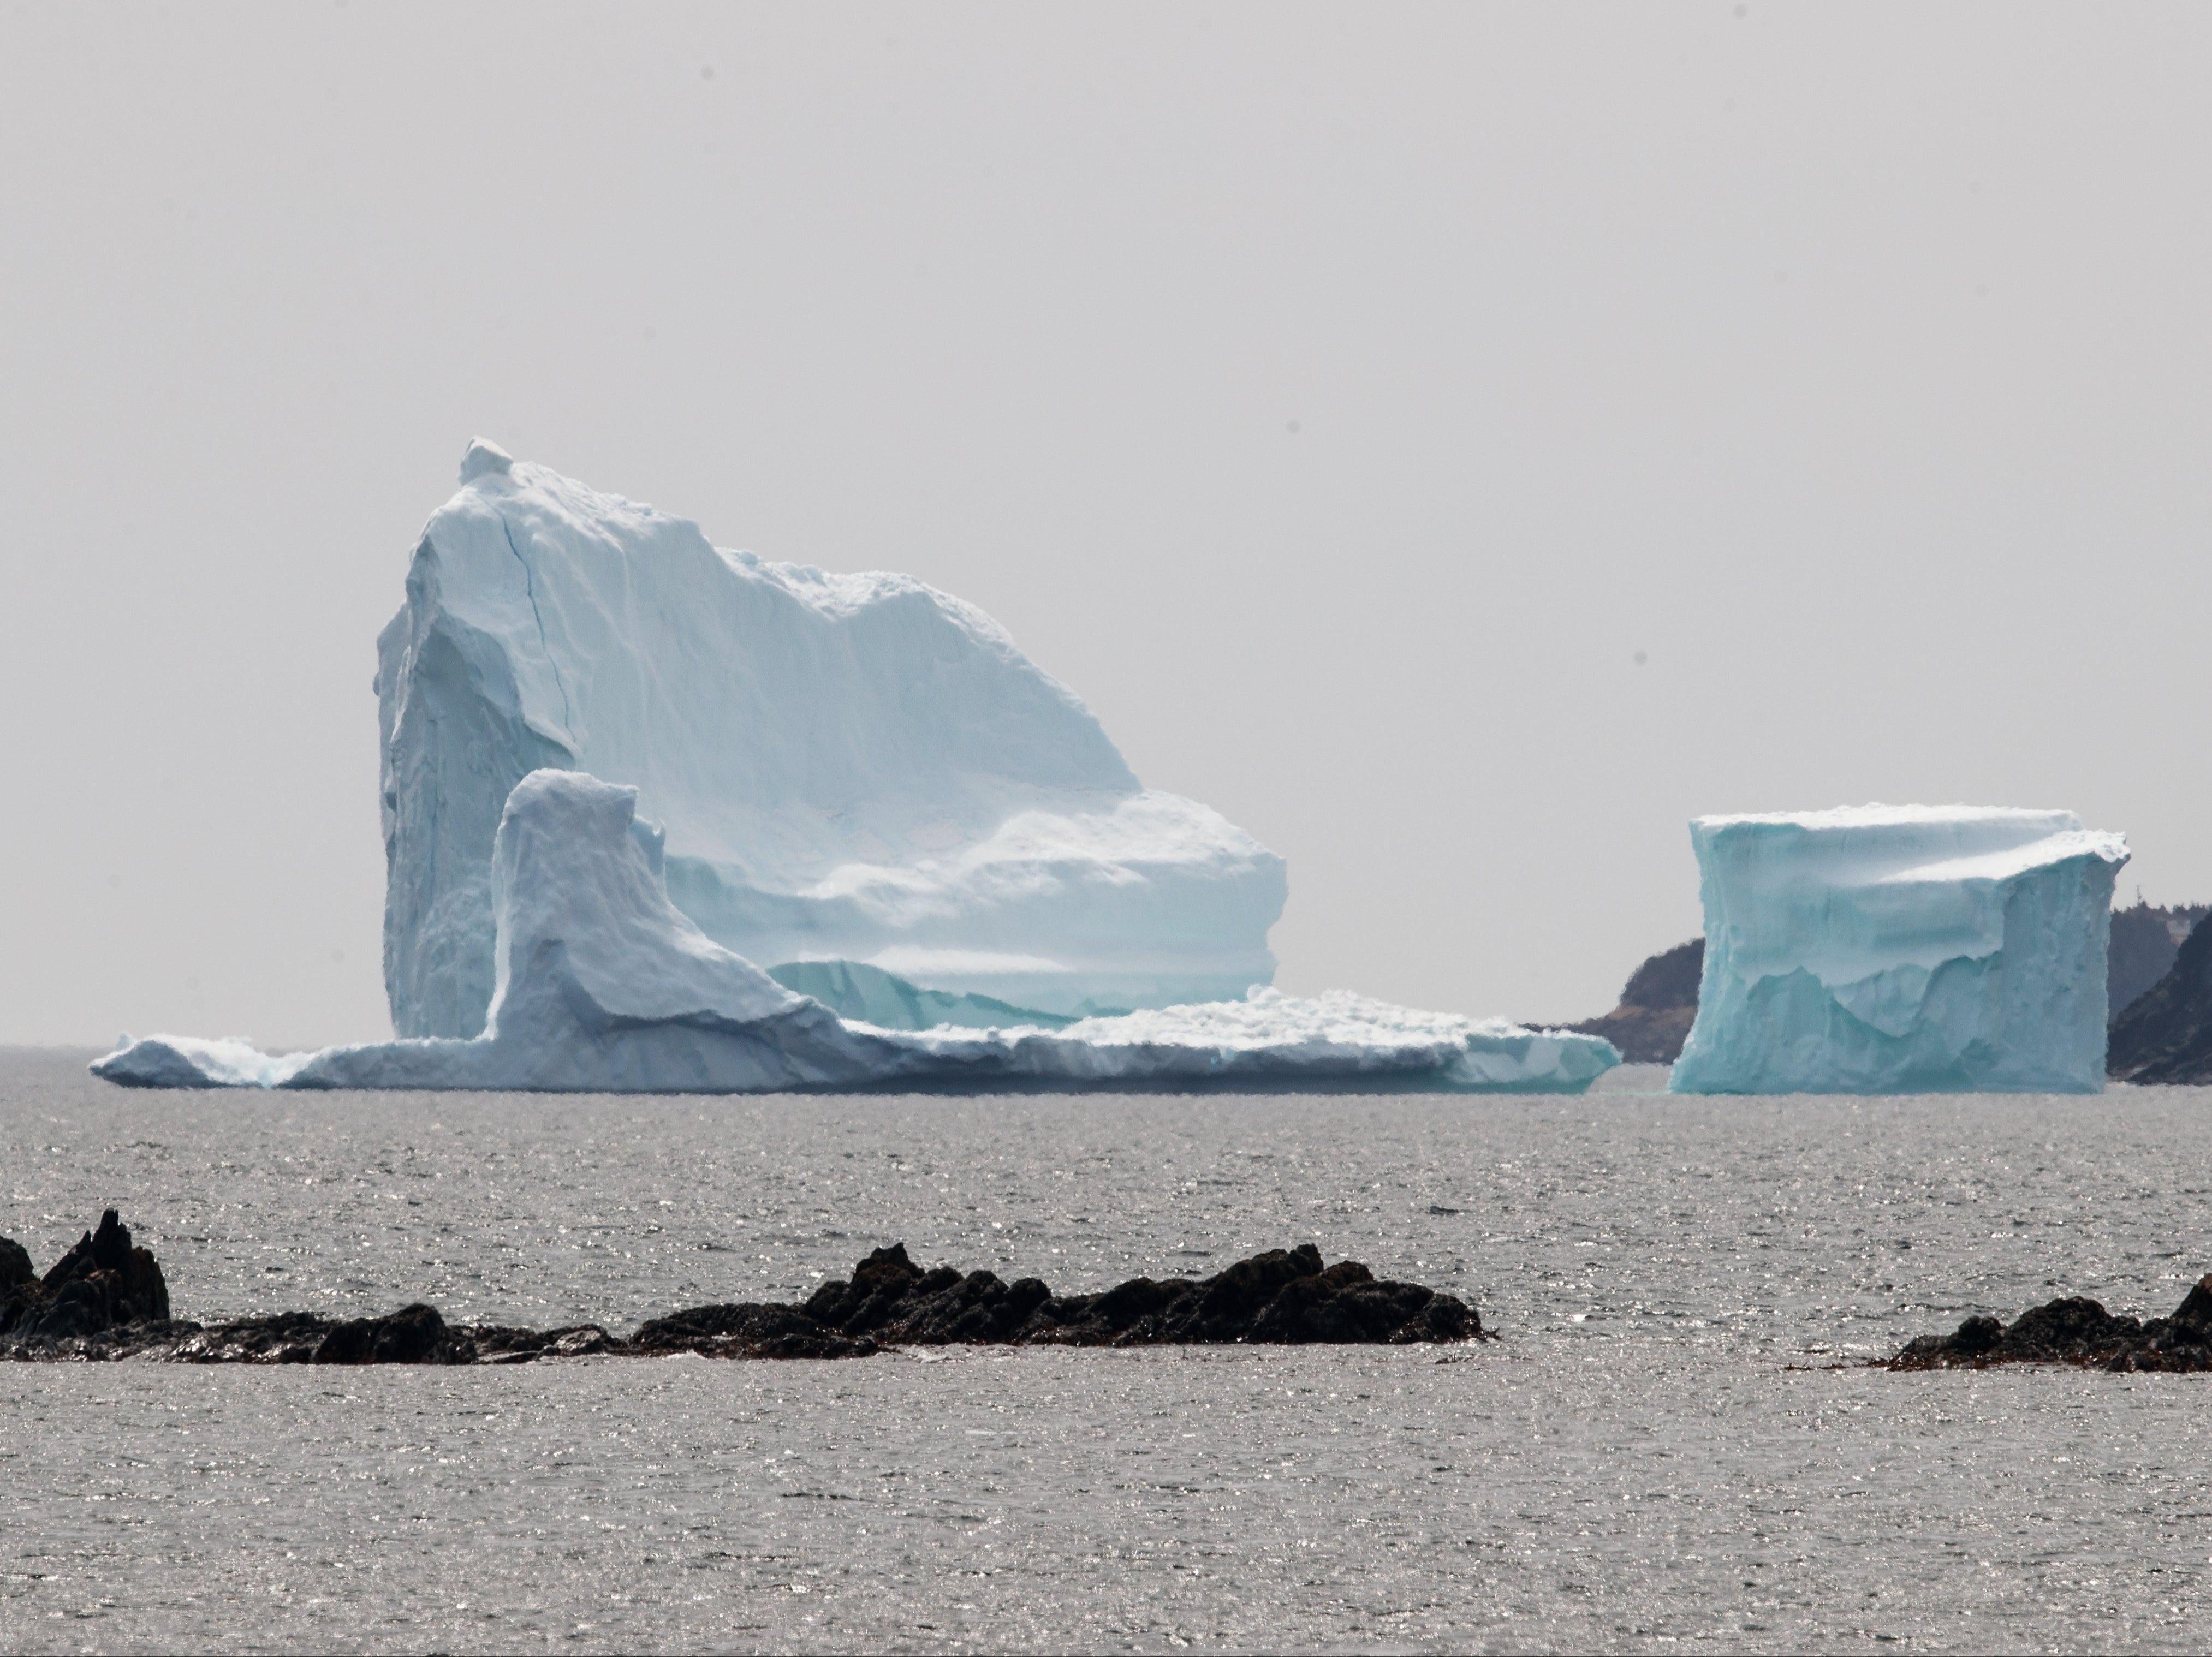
{"left": 458, "top": 437, "right": 514, "bottom": 484}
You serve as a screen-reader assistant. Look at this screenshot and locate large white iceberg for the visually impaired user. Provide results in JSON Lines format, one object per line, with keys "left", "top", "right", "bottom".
{"left": 1668, "top": 804, "right": 2128, "bottom": 1095}
{"left": 377, "top": 439, "right": 1285, "bottom": 1038}
{"left": 96, "top": 771, "right": 1618, "bottom": 1095}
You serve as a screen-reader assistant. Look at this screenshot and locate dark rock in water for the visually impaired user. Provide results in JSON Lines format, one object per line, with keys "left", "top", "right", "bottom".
{"left": 641, "top": 1239, "right": 1481, "bottom": 1355}
{"left": 314, "top": 1302, "right": 453, "bottom": 1365}
{"left": 1891, "top": 1275, "right": 2212, "bottom": 1372}
{"left": 1034, "top": 1244, "right": 1477, "bottom": 1346}
{"left": 2, "top": 1209, "right": 171, "bottom": 1340}
{"left": 1, "top": 1231, "right": 1477, "bottom": 1363}
{"left": 462, "top": 1324, "right": 625, "bottom": 1364}
{"left": 632, "top": 1300, "right": 882, "bottom": 1360}
{"left": 170, "top": 1313, "right": 338, "bottom": 1365}
{"left": 0, "top": 1213, "right": 625, "bottom": 1365}
{"left": 5, "top": 1306, "right": 625, "bottom": 1366}
{"left": 45, "top": 1210, "right": 172, "bottom": 1318}
{"left": 1552, "top": 938, "right": 1704, "bottom": 1065}
{"left": 2109, "top": 909, "right": 2212, "bottom": 1084}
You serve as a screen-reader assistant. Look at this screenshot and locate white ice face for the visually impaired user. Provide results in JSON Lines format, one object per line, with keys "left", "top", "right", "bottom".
{"left": 375, "top": 448, "right": 1286, "bottom": 1039}
{"left": 1669, "top": 805, "right": 2131, "bottom": 1095}
{"left": 95, "top": 769, "right": 1619, "bottom": 1097}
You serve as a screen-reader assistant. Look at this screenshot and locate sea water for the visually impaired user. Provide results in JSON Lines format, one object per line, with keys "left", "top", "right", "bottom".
{"left": 5, "top": 1047, "right": 2211, "bottom": 1652}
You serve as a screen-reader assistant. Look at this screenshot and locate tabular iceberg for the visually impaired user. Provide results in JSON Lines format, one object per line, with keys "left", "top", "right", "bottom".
{"left": 95, "top": 771, "right": 1618, "bottom": 1095}
{"left": 1668, "top": 805, "right": 2128, "bottom": 1095}
{"left": 378, "top": 439, "right": 1284, "bottom": 1038}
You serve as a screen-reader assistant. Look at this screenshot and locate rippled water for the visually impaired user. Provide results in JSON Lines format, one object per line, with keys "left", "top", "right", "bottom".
{"left": 6, "top": 1046, "right": 2212, "bottom": 1652}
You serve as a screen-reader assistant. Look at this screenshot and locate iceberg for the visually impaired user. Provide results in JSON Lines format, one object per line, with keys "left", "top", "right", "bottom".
{"left": 96, "top": 771, "right": 1618, "bottom": 1095}
{"left": 378, "top": 439, "right": 1285, "bottom": 1038}
{"left": 1668, "top": 805, "right": 2128, "bottom": 1095}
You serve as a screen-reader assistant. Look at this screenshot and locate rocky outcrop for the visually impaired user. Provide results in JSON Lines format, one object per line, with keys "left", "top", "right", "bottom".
{"left": 1891, "top": 1275, "right": 2212, "bottom": 1372}
{"left": 315, "top": 1303, "right": 456, "bottom": 1365}
{"left": 164, "top": 1314, "right": 351, "bottom": 1364}
{"left": 1, "top": 1211, "right": 170, "bottom": 1342}
{"left": 14, "top": 1309, "right": 627, "bottom": 1366}
{"left": 2109, "top": 909, "right": 2212, "bottom": 1083}
{"left": 308, "top": 1303, "right": 623, "bottom": 1366}
{"left": 629, "top": 1301, "right": 884, "bottom": 1360}
{"left": 633, "top": 1241, "right": 1480, "bottom": 1356}
{"left": 1555, "top": 938, "right": 1703, "bottom": 1064}
{"left": 0, "top": 1223, "right": 1478, "bottom": 1363}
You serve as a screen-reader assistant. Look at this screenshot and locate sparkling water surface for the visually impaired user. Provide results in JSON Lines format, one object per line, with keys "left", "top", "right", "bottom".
{"left": 6, "top": 1047, "right": 2212, "bottom": 1652}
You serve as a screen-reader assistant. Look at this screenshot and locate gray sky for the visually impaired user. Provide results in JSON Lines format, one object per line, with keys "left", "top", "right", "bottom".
{"left": 4, "top": 4, "right": 2207, "bottom": 1047}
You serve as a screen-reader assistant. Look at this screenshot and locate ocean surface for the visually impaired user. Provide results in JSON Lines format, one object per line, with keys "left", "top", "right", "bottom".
{"left": 5, "top": 1046, "right": 2211, "bottom": 1653}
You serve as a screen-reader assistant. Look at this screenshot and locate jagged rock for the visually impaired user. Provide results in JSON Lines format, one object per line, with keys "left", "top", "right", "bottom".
{"left": 44, "top": 1211, "right": 171, "bottom": 1320}
{"left": 1891, "top": 1275, "right": 2212, "bottom": 1372}
{"left": 2109, "top": 912, "right": 2212, "bottom": 1084}
{"left": 2, "top": 1211, "right": 170, "bottom": 1340}
{"left": 0, "top": 1237, "right": 32, "bottom": 1288}
{"left": 644, "top": 1240, "right": 1482, "bottom": 1353}
{"left": 1027, "top": 1245, "right": 1476, "bottom": 1346}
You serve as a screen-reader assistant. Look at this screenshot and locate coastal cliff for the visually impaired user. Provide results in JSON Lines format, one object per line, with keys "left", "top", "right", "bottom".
{"left": 1552, "top": 938, "right": 1703, "bottom": 1064}
{"left": 2109, "top": 908, "right": 2212, "bottom": 1083}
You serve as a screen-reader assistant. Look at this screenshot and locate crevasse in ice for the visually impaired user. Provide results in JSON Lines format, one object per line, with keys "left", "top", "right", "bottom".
{"left": 1668, "top": 805, "right": 2128, "bottom": 1095}
{"left": 94, "top": 770, "right": 1619, "bottom": 1094}
{"left": 377, "top": 439, "right": 1286, "bottom": 1038}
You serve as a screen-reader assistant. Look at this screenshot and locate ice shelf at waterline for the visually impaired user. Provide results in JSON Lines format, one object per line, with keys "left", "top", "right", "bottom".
{"left": 379, "top": 440, "right": 1285, "bottom": 1039}
{"left": 95, "top": 772, "right": 1618, "bottom": 1095}
{"left": 1668, "top": 805, "right": 2128, "bottom": 1095}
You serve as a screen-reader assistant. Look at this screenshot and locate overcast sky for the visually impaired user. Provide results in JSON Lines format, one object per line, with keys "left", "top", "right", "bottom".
{"left": 3, "top": 3, "right": 2207, "bottom": 1047}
